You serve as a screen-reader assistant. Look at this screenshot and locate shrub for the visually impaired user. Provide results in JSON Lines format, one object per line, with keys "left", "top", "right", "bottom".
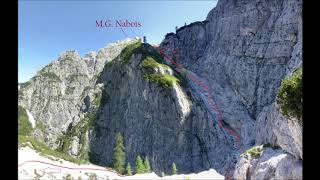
{"left": 120, "top": 41, "right": 165, "bottom": 64}
{"left": 19, "top": 81, "right": 31, "bottom": 89}
{"left": 245, "top": 145, "right": 264, "bottom": 158}
{"left": 18, "top": 106, "right": 33, "bottom": 136}
{"left": 161, "top": 172, "right": 166, "bottom": 177}
{"left": 39, "top": 70, "right": 61, "bottom": 81}
{"left": 121, "top": 41, "right": 143, "bottom": 63}
{"left": 57, "top": 111, "right": 96, "bottom": 158}
{"left": 140, "top": 56, "right": 169, "bottom": 71}
{"left": 144, "top": 74, "right": 180, "bottom": 88}
{"left": 277, "top": 67, "right": 302, "bottom": 122}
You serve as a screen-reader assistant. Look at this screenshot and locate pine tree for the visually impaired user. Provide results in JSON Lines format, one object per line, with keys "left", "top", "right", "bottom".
{"left": 112, "top": 132, "right": 126, "bottom": 174}
{"left": 126, "top": 162, "right": 132, "bottom": 176}
{"left": 172, "top": 162, "right": 177, "bottom": 175}
{"left": 143, "top": 156, "right": 151, "bottom": 173}
{"left": 135, "top": 155, "right": 144, "bottom": 174}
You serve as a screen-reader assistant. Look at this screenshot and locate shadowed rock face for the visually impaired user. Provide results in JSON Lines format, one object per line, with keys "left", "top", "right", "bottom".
{"left": 18, "top": 0, "right": 302, "bottom": 178}
{"left": 88, "top": 44, "right": 235, "bottom": 174}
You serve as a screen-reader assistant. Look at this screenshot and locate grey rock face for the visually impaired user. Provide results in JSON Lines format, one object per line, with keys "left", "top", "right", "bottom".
{"left": 233, "top": 148, "right": 302, "bottom": 180}
{"left": 89, "top": 47, "right": 234, "bottom": 174}
{"left": 18, "top": 0, "right": 302, "bottom": 178}
{"left": 18, "top": 38, "right": 138, "bottom": 148}
{"left": 160, "top": 0, "right": 302, "bottom": 178}
{"left": 69, "top": 136, "right": 80, "bottom": 156}
{"left": 255, "top": 103, "right": 302, "bottom": 160}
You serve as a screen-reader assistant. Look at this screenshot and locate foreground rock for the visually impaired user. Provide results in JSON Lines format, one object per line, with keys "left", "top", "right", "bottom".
{"left": 234, "top": 147, "right": 302, "bottom": 180}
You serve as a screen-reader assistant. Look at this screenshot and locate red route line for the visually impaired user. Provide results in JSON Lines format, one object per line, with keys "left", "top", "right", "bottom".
{"left": 157, "top": 47, "right": 244, "bottom": 180}
{"left": 18, "top": 160, "right": 125, "bottom": 177}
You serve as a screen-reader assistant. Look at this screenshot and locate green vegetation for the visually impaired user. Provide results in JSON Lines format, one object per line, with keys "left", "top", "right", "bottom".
{"left": 277, "top": 67, "right": 302, "bottom": 122}
{"left": 135, "top": 155, "right": 144, "bottom": 174}
{"left": 112, "top": 132, "right": 126, "bottom": 174}
{"left": 172, "top": 162, "right": 177, "bottom": 175}
{"left": 126, "top": 162, "right": 132, "bottom": 176}
{"left": 244, "top": 145, "right": 264, "bottom": 158}
{"left": 161, "top": 172, "right": 166, "bottom": 177}
{"left": 18, "top": 135, "right": 86, "bottom": 164}
{"left": 35, "top": 120, "right": 46, "bottom": 132}
{"left": 57, "top": 111, "right": 96, "bottom": 161}
{"left": 120, "top": 41, "right": 143, "bottom": 63}
{"left": 39, "top": 70, "right": 61, "bottom": 81}
{"left": 111, "top": 41, "right": 182, "bottom": 89}
{"left": 20, "top": 81, "right": 31, "bottom": 89}
{"left": 143, "top": 156, "right": 151, "bottom": 173}
{"left": 120, "top": 41, "right": 165, "bottom": 65}
{"left": 93, "top": 86, "right": 109, "bottom": 107}
{"left": 18, "top": 106, "right": 33, "bottom": 136}
{"left": 140, "top": 55, "right": 181, "bottom": 88}
{"left": 140, "top": 56, "right": 169, "bottom": 70}
{"left": 144, "top": 74, "right": 180, "bottom": 88}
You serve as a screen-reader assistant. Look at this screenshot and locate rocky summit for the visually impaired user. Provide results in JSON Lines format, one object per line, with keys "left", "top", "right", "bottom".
{"left": 18, "top": 0, "right": 302, "bottom": 179}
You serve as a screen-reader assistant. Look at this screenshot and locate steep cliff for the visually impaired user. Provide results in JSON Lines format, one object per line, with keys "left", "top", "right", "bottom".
{"left": 88, "top": 42, "right": 237, "bottom": 174}
{"left": 160, "top": 0, "right": 302, "bottom": 178}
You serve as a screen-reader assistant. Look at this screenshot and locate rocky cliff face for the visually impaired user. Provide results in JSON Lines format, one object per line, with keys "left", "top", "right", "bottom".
{"left": 18, "top": 38, "right": 137, "bottom": 148}
{"left": 160, "top": 0, "right": 302, "bottom": 178}
{"left": 18, "top": 0, "right": 302, "bottom": 179}
{"left": 88, "top": 43, "right": 237, "bottom": 174}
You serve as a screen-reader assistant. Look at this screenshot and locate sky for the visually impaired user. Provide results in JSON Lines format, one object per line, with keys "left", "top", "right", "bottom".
{"left": 18, "top": 0, "right": 217, "bottom": 83}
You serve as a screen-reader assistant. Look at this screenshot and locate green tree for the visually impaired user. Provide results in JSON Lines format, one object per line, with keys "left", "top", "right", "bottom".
{"left": 112, "top": 132, "right": 126, "bottom": 174}
{"left": 277, "top": 67, "right": 302, "bottom": 122}
{"left": 126, "top": 162, "right": 132, "bottom": 176}
{"left": 172, "top": 162, "right": 177, "bottom": 175}
{"left": 143, "top": 156, "right": 151, "bottom": 173}
{"left": 135, "top": 155, "right": 144, "bottom": 174}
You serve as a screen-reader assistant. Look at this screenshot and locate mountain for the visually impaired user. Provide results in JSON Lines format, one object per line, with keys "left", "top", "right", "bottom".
{"left": 18, "top": 0, "right": 302, "bottom": 179}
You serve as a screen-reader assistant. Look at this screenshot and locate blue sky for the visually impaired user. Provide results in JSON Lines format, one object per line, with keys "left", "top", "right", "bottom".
{"left": 18, "top": 0, "right": 217, "bottom": 83}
